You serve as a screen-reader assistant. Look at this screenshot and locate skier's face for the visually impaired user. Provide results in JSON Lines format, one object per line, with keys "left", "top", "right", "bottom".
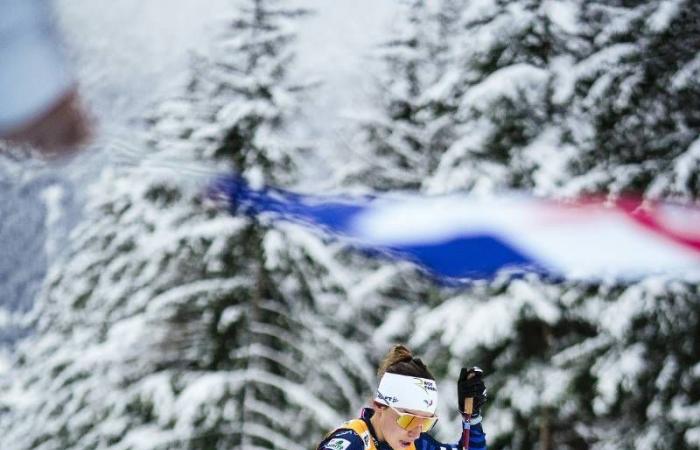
{"left": 377, "top": 405, "right": 433, "bottom": 449}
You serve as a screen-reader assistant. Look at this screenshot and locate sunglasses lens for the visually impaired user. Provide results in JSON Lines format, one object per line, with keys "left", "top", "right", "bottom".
{"left": 395, "top": 412, "right": 438, "bottom": 432}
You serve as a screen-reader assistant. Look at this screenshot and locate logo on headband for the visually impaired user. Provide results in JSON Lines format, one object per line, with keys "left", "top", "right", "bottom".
{"left": 424, "top": 399, "right": 434, "bottom": 408}
{"left": 377, "top": 390, "right": 398, "bottom": 404}
{"left": 414, "top": 378, "right": 437, "bottom": 394}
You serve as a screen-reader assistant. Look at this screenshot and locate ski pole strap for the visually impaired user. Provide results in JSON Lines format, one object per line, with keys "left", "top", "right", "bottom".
{"left": 466, "top": 414, "right": 482, "bottom": 425}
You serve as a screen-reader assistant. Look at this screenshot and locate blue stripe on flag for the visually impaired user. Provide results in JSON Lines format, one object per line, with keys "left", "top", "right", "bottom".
{"left": 210, "top": 175, "right": 544, "bottom": 280}
{"left": 211, "top": 175, "right": 367, "bottom": 233}
{"left": 387, "top": 235, "right": 539, "bottom": 279}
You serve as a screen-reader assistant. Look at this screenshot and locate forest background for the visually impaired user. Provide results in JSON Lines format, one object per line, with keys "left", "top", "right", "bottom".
{"left": 1, "top": 0, "right": 699, "bottom": 449}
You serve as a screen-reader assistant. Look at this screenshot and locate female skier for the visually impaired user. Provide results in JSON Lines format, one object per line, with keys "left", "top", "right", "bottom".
{"left": 317, "top": 344, "right": 487, "bottom": 450}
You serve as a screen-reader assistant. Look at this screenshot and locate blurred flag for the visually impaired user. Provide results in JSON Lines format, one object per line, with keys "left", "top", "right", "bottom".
{"left": 210, "top": 175, "right": 700, "bottom": 281}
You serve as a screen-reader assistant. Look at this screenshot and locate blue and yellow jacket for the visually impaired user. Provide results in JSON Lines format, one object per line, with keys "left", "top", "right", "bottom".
{"left": 317, "top": 408, "right": 486, "bottom": 450}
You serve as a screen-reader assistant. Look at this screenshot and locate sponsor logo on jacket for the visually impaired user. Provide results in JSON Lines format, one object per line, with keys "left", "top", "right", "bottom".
{"left": 324, "top": 438, "right": 351, "bottom": 450}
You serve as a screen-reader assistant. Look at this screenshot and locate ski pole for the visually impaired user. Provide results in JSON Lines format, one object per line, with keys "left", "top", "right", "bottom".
{"left": 461, "top": 372, "right": 475, "bottom": 450}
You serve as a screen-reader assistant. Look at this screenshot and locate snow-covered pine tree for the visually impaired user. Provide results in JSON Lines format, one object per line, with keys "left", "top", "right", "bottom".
{"left": 425, "top": 0, "right": 573, "bottom": 195}
{"left": 407, "top": 2, "right": 700, "bottom": 450}
{"left": 356, "top": 1, "right": 700, "bottom": 450}
{"left": 563, "top": 0, "right": 700, "bottom": 200}
{"left": 0, "top": 1, "right": 393, "bottom": 449}
{"left": 550, "top": 2, "right": 700, "bottom": 448}
{"left": 347, "top": 0, "right": 462, "bottom": 191}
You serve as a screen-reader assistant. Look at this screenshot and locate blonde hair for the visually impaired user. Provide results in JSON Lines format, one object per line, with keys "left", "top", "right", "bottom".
{"left": 377, "top": 344, "right": 435, "bottom": 380}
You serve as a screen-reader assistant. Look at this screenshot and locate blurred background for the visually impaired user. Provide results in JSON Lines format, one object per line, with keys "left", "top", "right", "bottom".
{"left": 1, "top": 0, "right": 699, "bottom": 449}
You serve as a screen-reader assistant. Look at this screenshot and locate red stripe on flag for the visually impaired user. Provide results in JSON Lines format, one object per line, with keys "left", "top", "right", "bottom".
{"left": 616, "top": 197, "right": 700, "bottom": 253}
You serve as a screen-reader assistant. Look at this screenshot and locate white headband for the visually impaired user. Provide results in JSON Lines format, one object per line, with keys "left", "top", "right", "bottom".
{"left": 374, "top": 372, "right": 438, "bottom": 415}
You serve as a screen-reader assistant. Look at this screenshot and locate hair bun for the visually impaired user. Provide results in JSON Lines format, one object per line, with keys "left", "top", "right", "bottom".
{"left": 377, "top": 344, "right": 434, "bottom": 380}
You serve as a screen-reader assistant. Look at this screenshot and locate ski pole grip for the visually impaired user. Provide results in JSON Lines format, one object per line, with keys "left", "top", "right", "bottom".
{"left": 463, "top": 370, "right": 476, "bottom": 415}
{"left": 463, "top": 397, "right": 474, "bottom": 416}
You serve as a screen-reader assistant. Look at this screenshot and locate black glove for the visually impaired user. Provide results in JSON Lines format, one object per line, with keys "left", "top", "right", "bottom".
{"left": 457, "top": 366, "right": 487, "bottom": 417}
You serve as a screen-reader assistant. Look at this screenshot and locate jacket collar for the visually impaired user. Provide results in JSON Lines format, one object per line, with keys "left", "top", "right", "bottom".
{"left": 360, "top": 407, "right": 390, "bottom": 450}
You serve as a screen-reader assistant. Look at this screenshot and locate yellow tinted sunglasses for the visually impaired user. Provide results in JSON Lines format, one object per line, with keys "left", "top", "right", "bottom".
{"left": 389, "top": 405, "right": 438, "bottom": 432}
